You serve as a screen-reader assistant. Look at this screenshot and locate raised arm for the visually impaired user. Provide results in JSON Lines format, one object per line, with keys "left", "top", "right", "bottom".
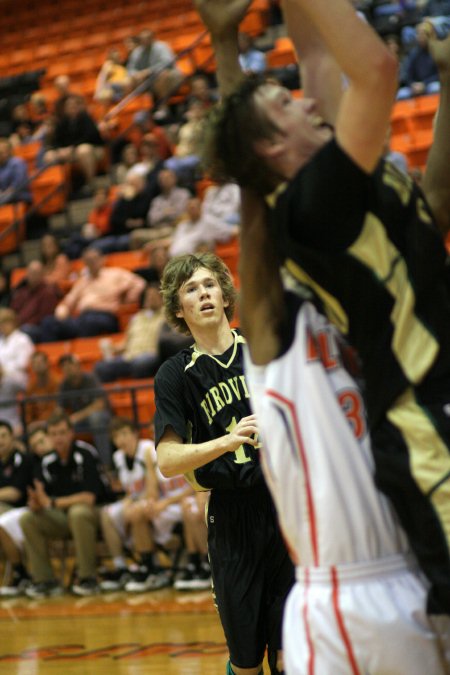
{"left": 422, "top": 34, "right": 450, "bottom": 235}
{"left": 288, "top": 0, "right": 398, "bottom": 172}
{"left": 239, "top": 190, "right": 284, "bottom": 364}
{"left": 193, "top": 0, "right": 251, "bottom": 96}
{"left": 281, "top": 0, "right": 343, "bottom": 126}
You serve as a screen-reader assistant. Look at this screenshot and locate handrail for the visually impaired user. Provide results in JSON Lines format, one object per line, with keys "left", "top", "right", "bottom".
{"left": 14, "top": 381, "right": 155, "bottom": 442}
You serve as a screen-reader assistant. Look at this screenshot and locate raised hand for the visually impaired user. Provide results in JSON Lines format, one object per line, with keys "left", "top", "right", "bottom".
{"left": 194, "top": 0, "right": 252, "bottom": 36}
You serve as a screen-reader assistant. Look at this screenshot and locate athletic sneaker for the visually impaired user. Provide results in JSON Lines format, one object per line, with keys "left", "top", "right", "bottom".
{"left": 125, "top": 567, "right": 171, "bottom": 593}
{"left": 174, "top": 563, "right": 212, "bottom": 591}
{"left": 0, "top": 569, "right": 31, "bottom": 597}
{"left": 25, "top": 580, "right": 64, "bottom": 599}
{"left": 71, "top": 576, "right": 100, "bottom": 597}
{"left": 99, "top": 567, "right": 132, "bottom": 592}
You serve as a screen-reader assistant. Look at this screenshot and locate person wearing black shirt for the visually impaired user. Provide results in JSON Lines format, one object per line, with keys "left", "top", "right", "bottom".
{"left": 21, "top": 410, "right": 111, "bottom": 598}
{"left": 154, "top": 253, "right": 293, "bottom": 675}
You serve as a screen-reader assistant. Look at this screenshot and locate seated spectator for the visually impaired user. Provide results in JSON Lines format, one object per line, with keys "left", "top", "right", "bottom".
{"left": 0, "top": 309, "right": 34, "bottom": 434}
{"left": 126, "top": 29, "right": 182, "bottom": 112}
{"left": 95, "top": 283, "right": 164, "bottom": 382}
{"left": 8, "top": 104, "right": 37, "bottom": 148}
{"left": 24, "top": 352, "right": 60, "bottom": 425}
{"left": 185, "top": 73, "right": 217, "bottom": 113}
{"left": 58, "top": 355, "right": 112, "bottom": 467}
{"left": 0, "top": 420, "right": 33, "bottom": 597}
{"left": 0, "top": 137, "right": 31, "bottom": 205}
{"left": 95, "top": 173, "right": 154, "bottom": 254}
{"left": 99, "top": 417, "right": 192, "bottom": 592}
{"left": 425, "top": 0, "right": 450, "bottom": 18}
{"left": 21, "top": 410, "right": 112, "bottom": 598}
{"left": 113, "top": 143, "right": 140, "bottom": 185}
{"left": 94, "top": 48, "right": 132, "bottom": 103}
{"left": 29, "top": 93, "right": 50, "bottom": 127}
{"left": 9, "top": 261, "right": 61, "bottom": 343}
{"left": 397, "top": 21, "right": 441, "bottom": 99}
{"left": 52, "top": 75, "right": 74, "bottom": 121}
{"left": 164, "top": 101, "right": 207, "bottom": 187}
{"left": 238, "top": 31, "right": 267, "bottom": 75}
{"left": 135, "top": 243, "right": 170, "bottom": 283}
{"left": 131, "top": 111, "right": 172, "bottom": 160}
{"left": 43, "top": 95, "right": 105, "bottom": 196}
{"left": 39, "top": 234, "right": 71, "bottom": 288}
{"left": 129, "top": 169, "right": 190, "bottom": 249}
{"left": 169, "top": 197, "right": 211, "bottom": 257}
{"left": 129, "top": 135, "right": 163, "bottom": 181}
{"left": 65, "top": 187, "right": 114, "bottom": 260}
{"left": 39, "top": 246, "right": 145, "bottom": 342}
{"left": 174, "top": 491, "right": 211, "bottom": 591}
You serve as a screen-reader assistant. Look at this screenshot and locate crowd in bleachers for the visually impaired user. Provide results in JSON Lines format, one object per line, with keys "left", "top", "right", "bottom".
{"left": 0, "top": 0, "right": 448, "bottom": 599}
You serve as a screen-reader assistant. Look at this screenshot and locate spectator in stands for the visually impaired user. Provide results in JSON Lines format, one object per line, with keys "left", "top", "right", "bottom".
{"left": 397, "top": 21, "right": 441, "bottom": 99}
{"left": 129, "top": 135, "right": 163, "bottom": 181}
{"left": 44, "top": 95, "right": 105, "bottom": 197}
{"left": 29, "top": 93, "right": 49, "bottom": 127}
{"left": 95, "top": 173, "right": 153, "bottom": 254}
{"left": 114, "top": 143, "right": 140, "bottom": 185}
{"left": 131, "top": 110, "right": 173, "bottom": 160}
{"left": 174, "top": 491, "right": 211, "bottom": 590}
{"left": 130, "top": 169, "right": 190, "bottom": 249}
{"left": 94, "top": 282, "right": 165, "bottom": 383}
{"left": 98, "top": 417, "right": 191, "bottom": 593}
{"left": 53, "top": 75, "right": 74, "bottom": 121}
{"left": 126, "top": 29, "right": 183, "bottom": 113}
{"left": 24, "top": 352, "right": 60, "bottom": 425}
{"left": 425, "top": 0, "right": 450, "bottom": 17}
{"left": 8, "top": 104, "right": 36, "bottom": 148}
{"left": 190, "top": 181, "right": 241, "bottom": 247}
{"left": 0, "top": 138, "right": 31, "bottom": 205}
{"left": 10, "top": 260, "right": 61, "bottom": 343}
{"left": 169, "top": 197, "right": 209, "bottom": 257}
{"left": 95, "top": 48, "right": 132, "bottom": 103}
{"left": 135, "top": 243, "right": 170, "bottom": 284}
{"left": 65, "top": 187, "right": 114, "bottom": 260}
{"left": 39, "top": 233, "right": 72, "bottom": 289}
{"left": 58, "top": 354, "right": 112, "bottom": 467}
{"left": 238, "top": 31, "right": 267, "bottom": 75}
{"left": 186, "top": 73, "right": 218, "bottom": 112}
{"left": 123, "top": 35, "right": 141, "bottom": 68}
{"left": 0, "top": 308, "right": 34, "bottom": 434}
{"left": 21, "top": 410, "right": 110, "bottom": 598}
{"left": 0, "top": 420, "right": 32, "bottom": 597}
{"left": 164, "top": 101, "right": 207, "bottom": 187}
{"left": 39, "top": 246, "right": 145, "bottom": 342}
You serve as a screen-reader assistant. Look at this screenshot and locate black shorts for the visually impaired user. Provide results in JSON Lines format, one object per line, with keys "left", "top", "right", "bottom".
{"left": 207, "top": 484, "right": 294, "bottom": 669}
{"left": 372, "top": 385, "right": 450, "bottom": 615}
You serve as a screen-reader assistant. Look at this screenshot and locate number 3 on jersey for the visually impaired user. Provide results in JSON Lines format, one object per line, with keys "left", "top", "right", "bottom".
{"left": 226, "top": 417, "right": 253, "bottom": 464}
{"left": 337, "top": 388, "right": 366, "bottom": 440}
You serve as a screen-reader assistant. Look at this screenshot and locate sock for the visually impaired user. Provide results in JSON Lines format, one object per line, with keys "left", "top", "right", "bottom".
{"left": 139, "top": 552, "right": 155, "bottom": 571}
{"left": 12, "top": 562, "right": 27, "bottom": 577}
{"left": 187, "top": 552, "right": 200, "bottom": 567}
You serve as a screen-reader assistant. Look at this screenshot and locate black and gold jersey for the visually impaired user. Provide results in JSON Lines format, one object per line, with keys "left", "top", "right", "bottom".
{"left": 154, "top": 330, "right": 263, "bottom": 491}
{"left": 269, "top": 138, "right": 450, "bottom": 427}
{"left": 0, "top": 449, "right": 32, "bottom": 506}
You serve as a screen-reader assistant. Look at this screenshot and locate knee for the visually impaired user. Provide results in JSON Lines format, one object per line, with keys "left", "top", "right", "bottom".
{"left": 20, "top": 510, "right": 37, "bottom": 534}
{"left": 68, "top": 504, "right": 95, "bottom": 527}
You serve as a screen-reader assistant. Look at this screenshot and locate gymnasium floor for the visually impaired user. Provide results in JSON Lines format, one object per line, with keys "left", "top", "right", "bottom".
{"left": 0, "top": 588, "right": 230, "bottom": 674}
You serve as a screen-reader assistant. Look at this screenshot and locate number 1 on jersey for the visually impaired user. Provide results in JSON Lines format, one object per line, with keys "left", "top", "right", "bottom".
{"left": 226, "top": 417, "right": 252, "bottom": 464}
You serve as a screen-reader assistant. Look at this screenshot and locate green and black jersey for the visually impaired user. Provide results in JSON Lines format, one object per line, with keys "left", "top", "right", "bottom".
{"left": 269, "top": 138, "right": 450, "bottom": 428}
{"left": 154, "top": 330, "right": 263, "bottom": 491}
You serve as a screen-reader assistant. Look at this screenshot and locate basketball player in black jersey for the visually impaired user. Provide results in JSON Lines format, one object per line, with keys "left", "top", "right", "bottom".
{"left": 154, "top": 253, "right": 294, "bottom": 675}
{"left": 195, "top": 0, "right": 450, "bottom": 618}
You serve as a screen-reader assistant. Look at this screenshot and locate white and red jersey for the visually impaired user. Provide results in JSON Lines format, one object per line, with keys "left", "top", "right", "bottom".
{"left": 244, "top": 301, "right": 410, "bottom": 567}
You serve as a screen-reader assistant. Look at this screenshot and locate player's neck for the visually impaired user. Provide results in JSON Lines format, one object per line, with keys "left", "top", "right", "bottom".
{"left": 192, "top": 318, "right": 234, "bottom": 356}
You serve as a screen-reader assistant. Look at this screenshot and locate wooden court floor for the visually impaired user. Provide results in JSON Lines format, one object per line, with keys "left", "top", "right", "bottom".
{"left": 0, "top": 588, "right": 232, "bottom": 674}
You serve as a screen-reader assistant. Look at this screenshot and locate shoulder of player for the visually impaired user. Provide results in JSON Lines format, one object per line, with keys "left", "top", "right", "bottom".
{"left": 155, "top": 349, "right": 192, "bottom": 383}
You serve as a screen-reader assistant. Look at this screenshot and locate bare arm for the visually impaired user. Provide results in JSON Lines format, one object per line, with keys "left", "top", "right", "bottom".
{"left": 289, "top": 0, "right": 398, "bottom": 172}
{"left": 239, "top": 190, "right": 284, "bottom": 364}
{"left": 193, "top": 0, "right": 251, "bottom": 96}
{"left": 422, "top": 35, "right": 450, "bottom": 235}
{"left": 281, "top": 0, "right": 343, "bottom": 126}
{"left": 157, "top": 418, "right": 258, "bottom": 478}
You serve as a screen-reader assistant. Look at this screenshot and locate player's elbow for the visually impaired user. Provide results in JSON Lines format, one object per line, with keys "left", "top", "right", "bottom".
{"left": 156, "top": 448, "right": 178, "bottom": 478}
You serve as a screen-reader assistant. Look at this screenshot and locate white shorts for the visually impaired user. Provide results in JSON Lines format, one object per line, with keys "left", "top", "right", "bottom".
{"left": 0, "top": 507, "right": 28, "bottom": 550}
{"left": 105, "top": 500, "right": 182, "bottom": 547}
{"left": 283, "top": 556, "right": 450, "bottom": 675}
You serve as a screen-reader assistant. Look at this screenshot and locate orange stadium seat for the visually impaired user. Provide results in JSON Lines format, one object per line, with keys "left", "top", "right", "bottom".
{"left": 104, "top": 250, "right": 147, "bottom": 271}
{"left": 267, "top": 37, "right": 296, "bottom": 69}
{"left": 31, "top": 165, "right": 68, "bottom": 217}
{"left": 13, "top": 142, "right": 42, "bottom": 173}
{"left": 0, "top": 202, "right": 27, "bottom": 255}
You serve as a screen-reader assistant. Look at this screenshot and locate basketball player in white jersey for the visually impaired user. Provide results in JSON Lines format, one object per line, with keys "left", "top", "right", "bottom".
{"left": 191, "top": 0, "right": 450, "bottom": 671}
